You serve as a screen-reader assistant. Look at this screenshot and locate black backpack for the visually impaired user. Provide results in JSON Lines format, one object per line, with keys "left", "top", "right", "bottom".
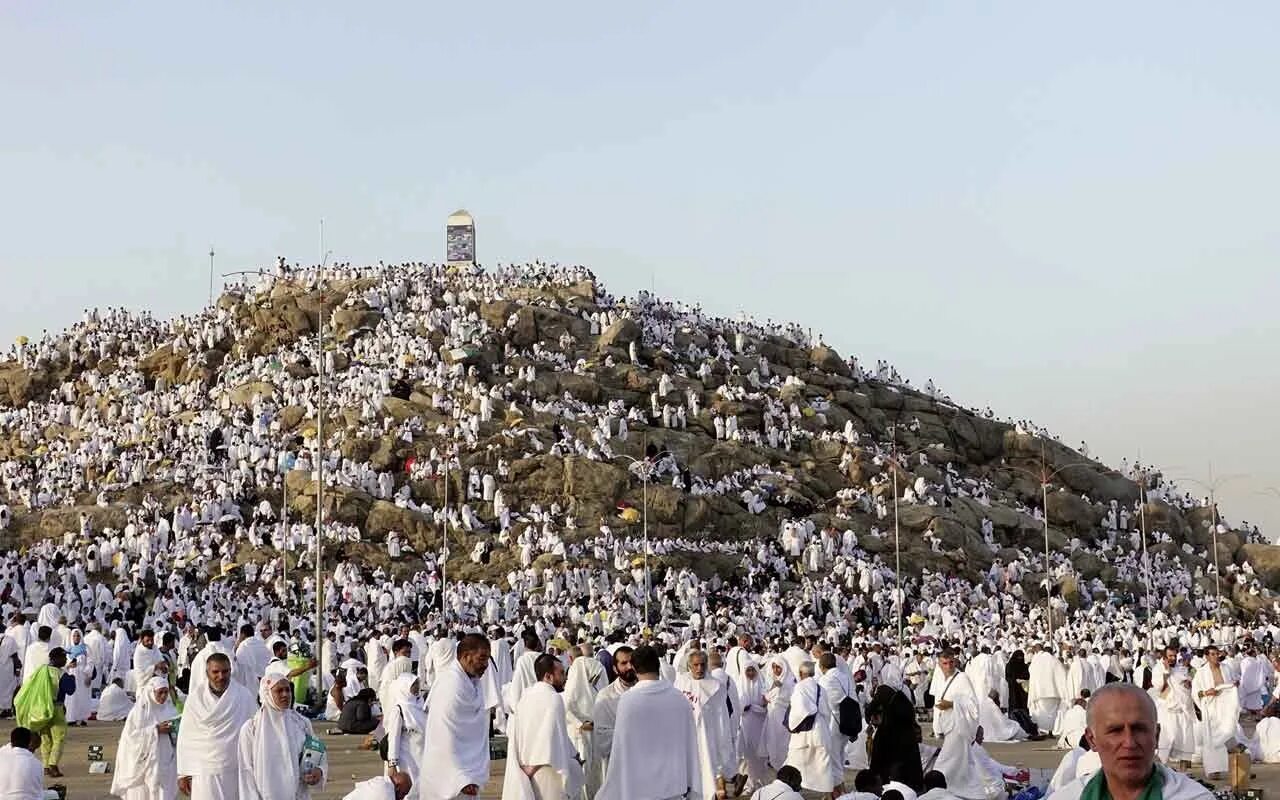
{"left": 837, "top": 695, "right": 863, "bottom": 738}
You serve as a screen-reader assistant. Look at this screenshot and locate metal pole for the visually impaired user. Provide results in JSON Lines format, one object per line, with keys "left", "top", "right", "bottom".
{"left": 1138, "top": 474, "right": 1154, "bottom": 654}
{"left": 312, "top": 308, "right": 325, "bottom": 697}
{"left": 282, "top": 464, "right": 288, "bottom": 587}
{"left": 643, "top": 473, "right": 650, "bottom": 628}
{"left": 208, "top": 247, "right": 215, "bottom": 306}
{"left": 1043, "top": 478, "right": 1053, "bottom": 642}
{"left": 1210, "top": 486, "right": 1222, "bottom": 607}
{"left": 892, "top": 446, "right": 902, "bottom": 661}
{"left": 441, "top": 452, "right": 449, "bottom": 622}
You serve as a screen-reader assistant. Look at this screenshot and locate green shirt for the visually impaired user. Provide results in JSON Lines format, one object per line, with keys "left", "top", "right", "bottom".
{"left": 1080, "top": 766, "right": 1165, "bottom": 800}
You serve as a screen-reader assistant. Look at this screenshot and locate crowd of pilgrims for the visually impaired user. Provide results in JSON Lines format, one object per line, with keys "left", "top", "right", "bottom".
{"left": 0, "top": 258, "right": 1275, "bottom": 800}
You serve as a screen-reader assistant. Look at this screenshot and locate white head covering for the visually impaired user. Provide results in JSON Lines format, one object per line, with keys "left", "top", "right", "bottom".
{"left": 246, "top": 665, "right": 308, "bottom": 799}
{"left": 110, "top": 676, "right": 176, "bottom": 796}
{"left": 385, "top": 672, "right": 426, "bottom": 733}
{"left": 564, "top": 655, "right": 604, "bottom": 724}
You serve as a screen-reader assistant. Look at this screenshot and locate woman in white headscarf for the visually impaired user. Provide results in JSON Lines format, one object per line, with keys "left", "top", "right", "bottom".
{"left": 111, "top": 626, "right": 134, "bottom": 691}
{"left": 732, "top": 658, "right": 771, "bottom": 792}
{"left": 238, "top": 665, "right": 328, "bottom": 800}
{"left": 383, "top": 674, "right": 426, "bottom": 800}
{"left": 110, "top": 676, "right": 179, "bottom": 800}
{"left": 64, "top": 630, "right": 94, "bottom": 725}
{"left": 763, "top": 655, "right": 796, "bottom": 771}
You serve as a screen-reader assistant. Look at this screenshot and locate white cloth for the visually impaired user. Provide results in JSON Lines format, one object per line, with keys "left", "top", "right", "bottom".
{"left": 1028, "top": 651, "right": 1064, "bottom": 734}
{"left": 176, "top": 679, "right": 256, "bottom": 779}
{"left": 0, "top": 743, "right": 44, "bottom": 800}
{"left": 238, "top": 667, "right": 328, "bottom": 800}
{"left": 383, "top": 674, "right": 426, "bottom": 800}
{"left": 596, "top": 678, "right": 700, "bottom": 800}
{"left": 501, "top": 682, "right": 585, "bottom": 800}
{"left": 749, "top": 779, "right": 803, "bottom": 800}
{"left": 1149, "top": 663, "right": 1197, "bottom": 762}
{"left": 98, "top": 682, "right": 134, "bottom": 721}
{"left": 341, "top": 777, "right": 395, "bottom": 800}
{"left": 927, "top": 669, "right": 988, "bottom": 800}
{"left": 1050, "top": 764, "right": 1212, "bottom": 800}
{"left": 563, "top": 656, "right": 604, "bottom": 792}
{"left": 419, "top": 661, "right": 493, "bottom": 800}
{"left": 110, "top": 676, "right": 179, "bottom": 800}
{"left": 784, "top": 676, "right": 837, "bottom": 793}
{"left": 1256, "top": 717, "right": 1280, "bottom": 763}
{"left": 588, "top": 680, "right": 629, "bottom": 796}
{"left": 1192, "top": 664, "right": 1240, "bottom": 776}
{"left": 674, "top": 672, "right": 736, "bottom": 798}
{"left": 978, "top": 695, "right": 1027, "bottom": 743}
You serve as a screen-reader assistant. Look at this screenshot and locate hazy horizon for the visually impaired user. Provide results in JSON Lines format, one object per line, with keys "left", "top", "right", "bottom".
{"left": 2, "top": 3, "right": 1276, "bottom": 538}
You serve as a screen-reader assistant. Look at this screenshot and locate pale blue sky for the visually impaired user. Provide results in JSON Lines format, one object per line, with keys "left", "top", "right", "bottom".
{"left": 2, "top": 3, "right": 1277, "bottom": 536}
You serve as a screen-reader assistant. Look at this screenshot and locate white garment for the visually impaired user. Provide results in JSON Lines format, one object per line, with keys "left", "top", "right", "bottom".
{"left": 110, "top": 677, "right": 179, "bottom": 800}
{"left": 596, "top": 678, "right": 700, "bottom": 800}
{"left": 784, "top": 676, "right": 837, "bottom": 793}
{"left": 1051, "top": 764, "right": 1212, "bottom": 800}
{"left": 927, "top": 669, "right": 987, "bottom": 800}
{"left": 1192, "top": 664, "right": 1240, "bottom": 776}
{"left": 674, "top": 672, "right": 736, "bottom": 798}
{"left": 1256, "top": 717, "right": 1280, "bottom": 763}
{"left": 238, "top": 667, "right": 328, "bottom": 800}
{"left": 0, "top": 743, "right": 44, "bottom": 800}
{"left": 383, "top": 674, "right": 426, "bottom": 800}
{"left": 176, "top": 679, "right": 256, "bottom": 784}
{"left": 341, "top": 777, "right": 396, "bottom": 800}
{"left": 419, "top": 661, "right": 494, "bottom": 800}
{"left": 501, "top": 682, "right": 585, "bottom": 800}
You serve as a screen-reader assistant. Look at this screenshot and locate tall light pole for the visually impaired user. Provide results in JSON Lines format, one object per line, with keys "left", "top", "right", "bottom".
{"left": 614, "top": 449, "right": 672, "bottom": 630}
{"left": 885, "top": 424, "right": 942, "bottom": 665}
{"left": 1134, "top": 466, "right": 1156, "bottom": 655}
{"left": 1003, "top": 444, "right": 1095, "bottom": 643}
{"left": 440, "top": 446, "right": 453, "bottom": 624}
{"left": 208, "top": 246, "right": 215, "bottom": 306}
{"left": 1171, "top": 465, "right": 1248, "bottom": 611}
{"left": 311, "top": 253, "right": 333, "bottom": 700}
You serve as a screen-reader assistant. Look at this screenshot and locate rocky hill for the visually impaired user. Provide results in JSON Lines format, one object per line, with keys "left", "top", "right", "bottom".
{"left": 1, "top": 262, "right": 1276, "bottom": 621}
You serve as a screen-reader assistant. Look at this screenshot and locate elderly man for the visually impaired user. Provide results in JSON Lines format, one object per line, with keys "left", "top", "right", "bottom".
{"left": 675, "top": 648, "right": 735, "bottom": 800}
{"left": 1051, "top": 684, "right": 1212, "bottom": 800}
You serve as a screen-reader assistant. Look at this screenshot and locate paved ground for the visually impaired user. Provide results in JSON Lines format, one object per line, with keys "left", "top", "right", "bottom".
{"left": 4, "top": 719, "right": 1275, "bottom": 800}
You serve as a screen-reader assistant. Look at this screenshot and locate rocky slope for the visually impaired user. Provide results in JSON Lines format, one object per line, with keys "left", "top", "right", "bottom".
{"left": 0, "top": 264, "right": 1274, "bottom": 620}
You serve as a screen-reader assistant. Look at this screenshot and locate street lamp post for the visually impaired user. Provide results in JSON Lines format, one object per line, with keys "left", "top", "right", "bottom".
{"left": 614, "top": 450, "right": 672, "bottom": 630}
{"left": 1002, "top": 445, "right": 1095, "bottom": 643}
{"left": 1171, "top": 465, "right": 1248, "bottom": 611}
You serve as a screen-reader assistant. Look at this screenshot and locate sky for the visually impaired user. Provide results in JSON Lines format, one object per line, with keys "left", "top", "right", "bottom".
{"left": 2, "top": 3, "right": 1277, "bottom": 537}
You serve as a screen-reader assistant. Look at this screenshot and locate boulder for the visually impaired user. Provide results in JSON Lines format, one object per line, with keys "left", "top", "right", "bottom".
{"left": 809, "top": 345, "right": 850, "bottom": 377}
{"left": 598, "top": 318, "right": 641, "bottom": 352}
{"left": 1239, "top": 544, "right": 1280, "bottom": 591}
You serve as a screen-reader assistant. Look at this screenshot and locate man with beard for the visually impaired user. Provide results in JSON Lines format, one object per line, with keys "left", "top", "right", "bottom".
{"left": 588, "top": 645, "right": 635, "bottom": 794}
{"left": 176, "top": 653, "right": 256, "bottom": 800}
{"left": 501, "top": 654, "right": 584, "bottom": 800}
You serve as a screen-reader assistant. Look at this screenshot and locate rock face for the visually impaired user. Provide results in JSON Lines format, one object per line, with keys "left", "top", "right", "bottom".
{"left": 0, "top": 262, "right": 1271, "bottom": 611}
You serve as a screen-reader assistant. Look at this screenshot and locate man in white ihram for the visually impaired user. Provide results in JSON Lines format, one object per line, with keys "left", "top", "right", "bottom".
{"left": 597, "top": 645, "right": 700, "bottom": 800}
{"left": 675, "top": 649, "right": 736, "bottom": 800}
{"left": 176, "top": 653, "right": 256, "bottom": 800}
{"left": 419, "top": 635, "right": 495, "bottom": 800}
{"left": 1148, "top": 645, "right": 1195, "bottom": 767}
{"left": 1028, "top": 643, "right": 1066, "bottom": 736}
{"left": 928, "top": 649, "right": 989, "bottom": 800}
{"left": 501, "top": 653, "right": 584, "bottom": 800}
{"left": 1050, "top": 684, "right": 1211, "bottom": 800}
{"left": 784, "top": 661, "right": 837, "bottom": 796}
{"left": 1191, "top": 644, "right": 1240, "bottom": 781}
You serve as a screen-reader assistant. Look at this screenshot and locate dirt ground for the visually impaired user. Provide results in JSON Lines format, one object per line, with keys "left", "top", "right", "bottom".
{"left": 4, "top": 720, "right": 1275, "bottom": 800}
